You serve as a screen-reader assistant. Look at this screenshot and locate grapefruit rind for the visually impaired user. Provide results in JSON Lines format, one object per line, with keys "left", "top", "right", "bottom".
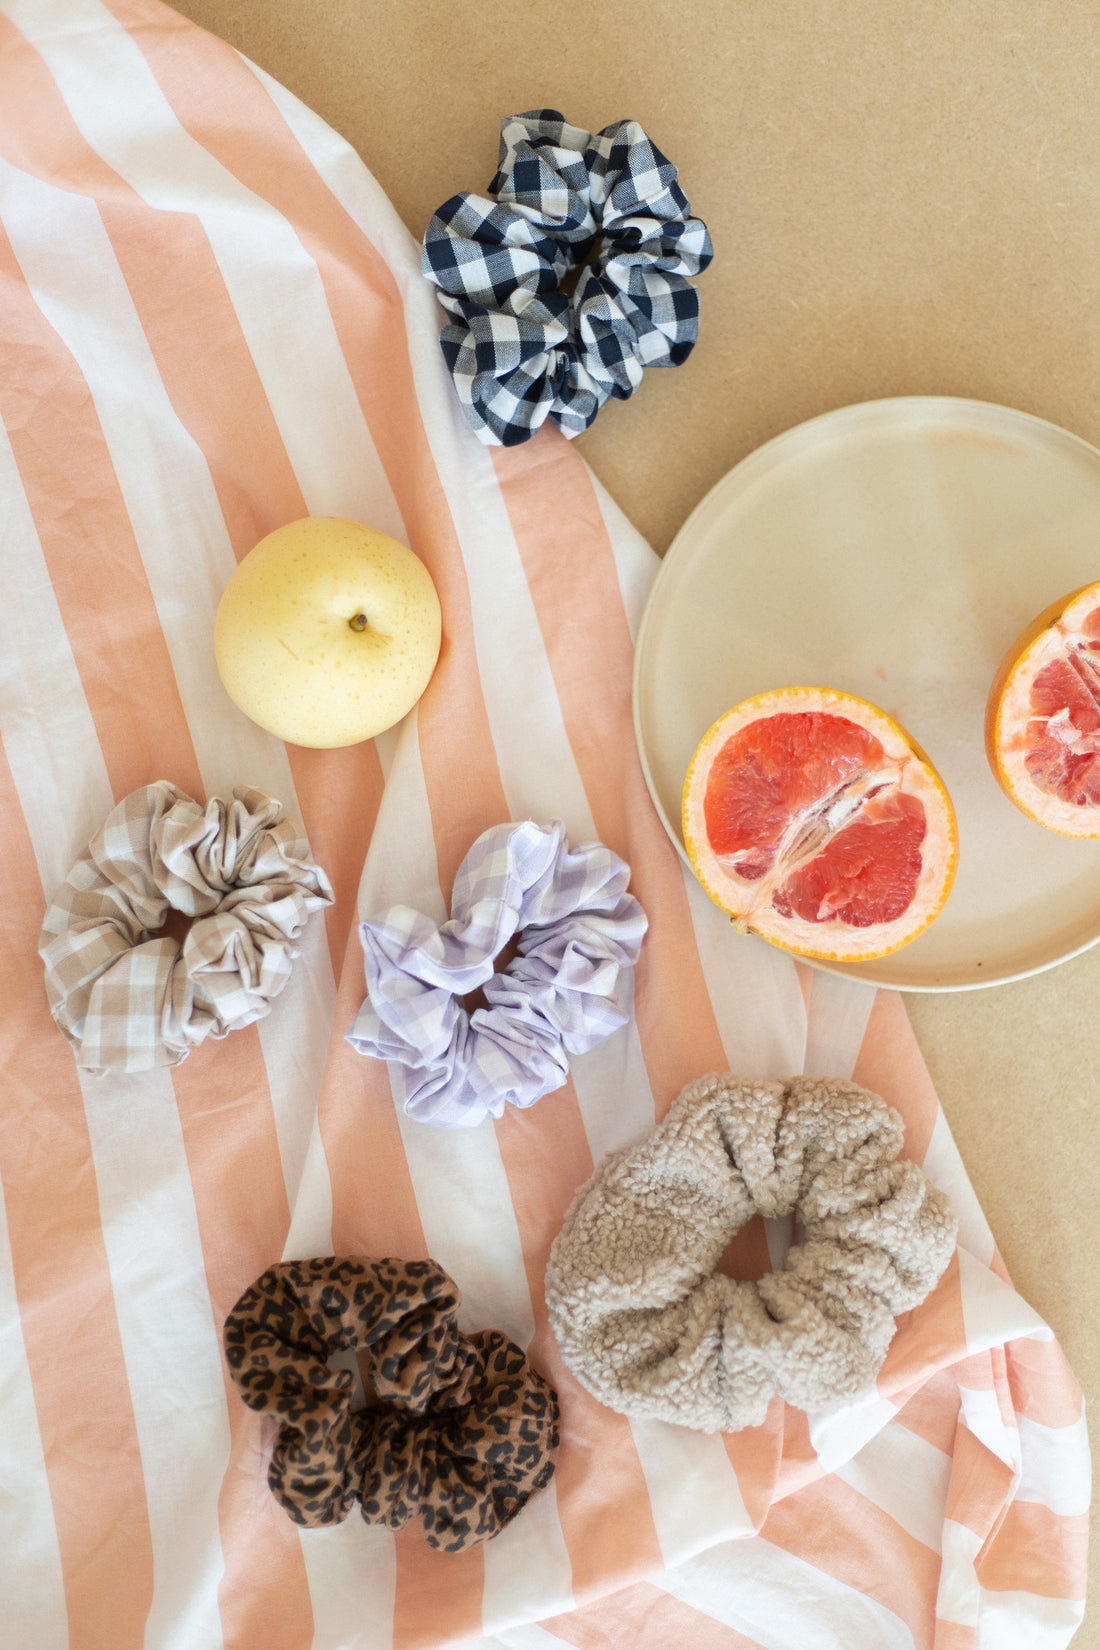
{"left": 682, "top": 686, "right": 958, "bottom": 963}
{"left": 985, "top": 580, "right": 1100, "bottom": 838}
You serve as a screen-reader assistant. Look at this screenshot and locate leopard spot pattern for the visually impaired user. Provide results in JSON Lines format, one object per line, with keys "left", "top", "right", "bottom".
{"left": 223, "top": 1256, "right": 559, "bottom": 1550}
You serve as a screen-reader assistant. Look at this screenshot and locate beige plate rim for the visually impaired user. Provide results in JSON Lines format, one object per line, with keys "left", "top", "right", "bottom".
{"left": 632, "top": 394, "right": 1100, "bottom": 993}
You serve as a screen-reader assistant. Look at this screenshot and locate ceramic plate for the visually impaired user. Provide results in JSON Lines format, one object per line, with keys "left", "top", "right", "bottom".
{"left": 633, "top": 397, "right": 1100, "bottom": 991}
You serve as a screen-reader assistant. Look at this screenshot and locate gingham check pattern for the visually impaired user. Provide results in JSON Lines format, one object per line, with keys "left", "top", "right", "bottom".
{"left": 345, "top": 820, "right": 648, "bottom": 1128}
{"left": 39, "top": 782, "right": 334, "bottom": 1072}
{"left": 421, "top": 110, "right": 713, "bottom": 445}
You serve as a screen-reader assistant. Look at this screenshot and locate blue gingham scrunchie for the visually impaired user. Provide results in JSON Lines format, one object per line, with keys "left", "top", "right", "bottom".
{"left": 421, "top": 110, "right": 714, "bottom": 446}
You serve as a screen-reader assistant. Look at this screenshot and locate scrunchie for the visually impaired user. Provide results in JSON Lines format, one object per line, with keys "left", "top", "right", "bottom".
{"left": 421, "top": 109, "right": 713, "bottom": 446}
{"left": 223, "top": 1256, "right": 560, "bottom": 1551}
{"left": 39, "top": 781, "right": 334, "bottom": 1072}
{"left": 545, "top": 1073, "right": 958, "bottom": 1432}
{"left": 346, "top": 819, "right": 647, "bottom": 1128}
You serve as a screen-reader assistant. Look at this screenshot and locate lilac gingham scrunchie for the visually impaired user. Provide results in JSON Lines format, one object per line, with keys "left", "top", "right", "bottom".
{"left": 346, "top": 820, "right": 648, "bottom": 1128}
{"left": 421, "top": 110, "right": 713, "bottom": 446}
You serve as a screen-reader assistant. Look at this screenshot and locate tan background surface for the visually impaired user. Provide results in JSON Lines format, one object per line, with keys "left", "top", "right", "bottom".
{"left": 170, "top": 2, "right": 1099, "bottom": 1638}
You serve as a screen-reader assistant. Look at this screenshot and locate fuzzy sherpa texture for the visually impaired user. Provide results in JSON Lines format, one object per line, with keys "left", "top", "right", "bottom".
{"left": 544, "top": 1073, "right": 958, "bottom": 1432}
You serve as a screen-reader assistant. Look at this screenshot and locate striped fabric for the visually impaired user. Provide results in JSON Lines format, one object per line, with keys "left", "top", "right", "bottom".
{"left": 0, "top": 4, "right": 1088, "bottom": 1650}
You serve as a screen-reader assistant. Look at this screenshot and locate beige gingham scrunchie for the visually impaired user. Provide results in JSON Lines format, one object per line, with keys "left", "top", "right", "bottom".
{"left": 545, "top": 1073, "right": 958, "bottom": 1433}
{"left": 39, "top": 781, "right": 334, "bottom": 1072}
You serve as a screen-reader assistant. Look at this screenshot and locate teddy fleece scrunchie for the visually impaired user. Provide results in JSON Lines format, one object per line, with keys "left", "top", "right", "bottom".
{"left": 545, "top": 1073, "right": 958, "bottom": 1432}
{"left": 422, "top": 109, "right": 713, "bottom": 445}
{"left": 223, "top": 1256, "right": 560, "bottom": 1551}
{"left": 346, "top": 819, "right": 648, "bottom": 1128}
{"left": 39, "top": 781, "right": 334, "bottom": 1072}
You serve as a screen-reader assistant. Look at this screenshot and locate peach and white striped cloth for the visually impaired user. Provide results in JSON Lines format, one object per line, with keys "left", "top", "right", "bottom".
{"left": 0, "top": 4, "right": 1088, "bottom": 1649}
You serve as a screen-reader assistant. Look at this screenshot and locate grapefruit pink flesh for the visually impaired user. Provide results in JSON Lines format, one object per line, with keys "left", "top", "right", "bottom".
{"left": 1023, "top": 620, "right": 1100, "bottom": 804}
{"left": 702, "top": 712, "right": 925, "bottom": 927}
{"left": 771, "top": 792, "right": 926, "bottom": 927}
{"left": 986, "top": 581, "right": 1100, "bottom": 835}
{"left": 683, "top": 688, "right": 957, "bottom": 962}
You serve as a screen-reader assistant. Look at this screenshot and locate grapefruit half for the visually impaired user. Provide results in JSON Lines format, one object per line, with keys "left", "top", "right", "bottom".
{"left": 986, "top": 579, "right": 1100, "bottom": 837}
{"left": 682, "top": 687, "right": 958, "bottom": 962}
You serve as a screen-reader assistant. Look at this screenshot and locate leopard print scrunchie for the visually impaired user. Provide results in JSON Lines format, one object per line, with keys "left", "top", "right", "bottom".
{"left": 223, "top": 1256, "right": 559, "bottom": 1550}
